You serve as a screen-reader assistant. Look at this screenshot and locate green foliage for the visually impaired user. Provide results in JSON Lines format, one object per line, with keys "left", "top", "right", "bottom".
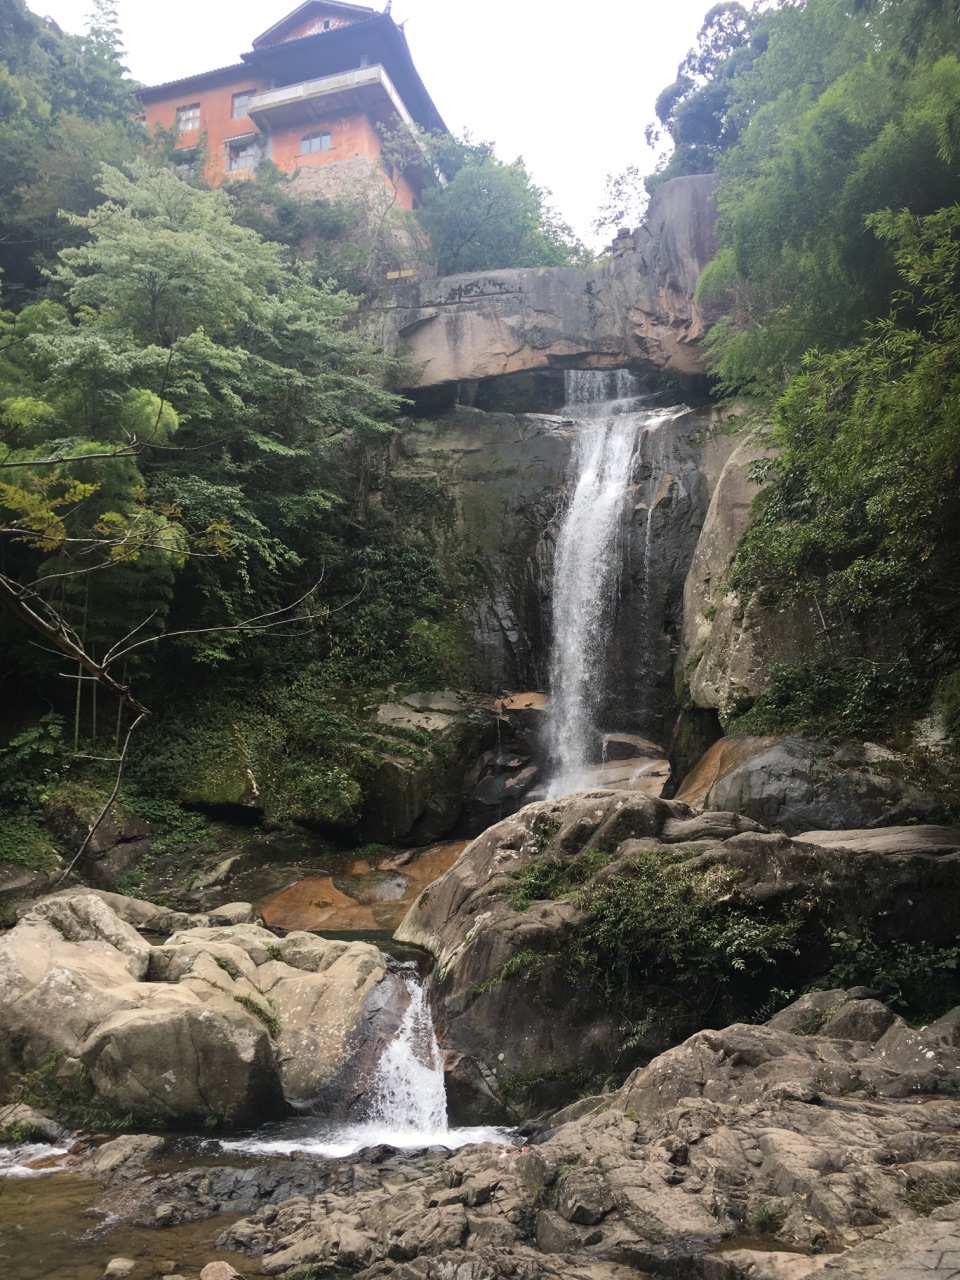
{"left": 117, "top": 792, "right": 211, "bottom": 856}
{"left": 724, "top": 204, "right": 960, "bottom": 736}
{"left": 506, "top": 845, "right": 610, "bottom": 912}
{"left": 573, "top": 851, "right": 806, "bottom": 1028}
{"left": 645, "top": 2, "right": 759, "bottom": 192}
{"left": 1, "top": 1046, "right": 132, "bottom": 1131}
{"left": 814, "top": 929, "right": 960, "bottom": 1020}
{"left": 692, "top": 0, "right": 960, "bottom": 393}
{"left": 0, "top": 815, "right": 57, "bottom": 869}
{"left": 751, "top": 1201, "right": 788, "bottom": 1234}
{"left": 474, "top": 948, "right": 558, "bottom": 995}
{"left": 904, "top": 1174, "right": 960, "bottom": 1217}
{"left": 233, "top": 993, "right": 280, "bottom": 1037}
{"left": 0, "top": 713, "right": 67, "bottom": 808}
{"left": 504, "top": 832, "right": 813, "bottom": 1043}
{"left": 417, "top": 137, "right": 588, "bottom": 274}
{"left": 0, "top": 0, "right": 144, "bottom": 292}
{"left": 725, "top": 658, "right": 922, "bottom": 742}
{"left": 936, "top": 670, "right": 960, "bottom": 751}
{"left": 0, "top": 713, "right": 66, "bottom": 870}
{"left": 1, "top": 157, "right": 414, "bottom": 756}
{"left": 498, "top": 1065, "right": 603, "bottom": 1103}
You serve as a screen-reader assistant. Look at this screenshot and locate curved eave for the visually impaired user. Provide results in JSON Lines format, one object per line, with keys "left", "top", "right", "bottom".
{"left": 241, "top": 15, "right": 446, "bottom": 135}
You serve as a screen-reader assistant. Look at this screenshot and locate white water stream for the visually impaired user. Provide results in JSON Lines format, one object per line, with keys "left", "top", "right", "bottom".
{"left": 545, "top": 371, "right": 685, "bottom": 798}
{"left": 219, "top": 969, "right": 511, "bottom": 1160}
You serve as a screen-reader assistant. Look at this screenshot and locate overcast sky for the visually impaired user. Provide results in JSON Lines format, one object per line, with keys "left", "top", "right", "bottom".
{"left": 36, "top": 0, "right": 714, "bottom": 245}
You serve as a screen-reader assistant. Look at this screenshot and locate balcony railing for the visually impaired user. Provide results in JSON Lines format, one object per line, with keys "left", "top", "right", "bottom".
{"left": 247, "top": 63, "right": 414, "bottom": 130}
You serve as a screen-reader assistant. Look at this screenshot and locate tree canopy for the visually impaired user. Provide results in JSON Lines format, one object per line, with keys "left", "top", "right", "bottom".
{"left": 638, "top": 0, "right": 960, "bottom": 742}
{"left": 416, "top": 137, "right": 588, "bottom": 275}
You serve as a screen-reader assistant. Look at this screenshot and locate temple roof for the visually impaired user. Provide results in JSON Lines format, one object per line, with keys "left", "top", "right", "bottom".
{"left": 252, "top": 2, "right": 378, "bottom": 50}
{"left": 138, "top": 6, "right": 445, "bottom": 135}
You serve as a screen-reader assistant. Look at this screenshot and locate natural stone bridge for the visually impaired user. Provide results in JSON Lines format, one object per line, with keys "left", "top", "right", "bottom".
{"left": 375, "top": 173, "right": 719, "bottom": 393}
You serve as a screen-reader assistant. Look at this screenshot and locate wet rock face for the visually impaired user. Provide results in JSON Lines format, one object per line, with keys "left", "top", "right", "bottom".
{"left": 391, "top": 408, "right": 572, "bottom": 693}
{"left": 395, "top": 790, "right": 960, "bottom": 1117}
{"left": 675, "top": 431, "right": 909, "bottom": 735}
{"left": 604, "top": 408, "right": 716, "bottom": 742}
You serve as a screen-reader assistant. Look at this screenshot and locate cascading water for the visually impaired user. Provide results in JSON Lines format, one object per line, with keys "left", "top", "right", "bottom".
{"left": 366, "top": 975, "right": 447, "bottom": 1136}
{"left": 545, "top": 371, "right": 685, "bottom": 799}
{"left": 217, "top": 967, "right": 510, "bottom": 1159}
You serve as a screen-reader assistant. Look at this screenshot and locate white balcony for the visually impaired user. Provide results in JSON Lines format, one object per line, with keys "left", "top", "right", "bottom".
{"left": 247, "top": 63, "right": 415, "bottom": 131}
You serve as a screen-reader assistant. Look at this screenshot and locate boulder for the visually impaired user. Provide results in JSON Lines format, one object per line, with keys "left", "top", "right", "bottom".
{"left": 676, "top": 436, "right": 906, "bottom": 731}
{"left": 86, "top": 1133, "right": 166, "bottom": 1178}
{"left": 674, "top": 734, "right": 955, "bottom": 833}
{"left": 157, "top": 925, "right": 400, "bottom": 1108}
{"left": 255, "top": 944, "right": 396, "bottom": 1108}
{"left": 21, "top": 892, "right": 152, "bottom": 978}
{"left": 0, "top": 892, "right": 399, "bottom": 1127}
{"left": 395, "top": 791, "right": 695, "bottom": 1115}
{"left": 361, "top": 691, "right": 497, "bottom": 844}
{"left": 396, "top": 789, "right": 960, "bottom": 1115}
{"left": 43, "top": 791, "right": 121, "bottom": 856}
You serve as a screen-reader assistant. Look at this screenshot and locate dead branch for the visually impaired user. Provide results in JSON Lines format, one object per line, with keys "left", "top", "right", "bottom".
{"left": 56, "top": 711, "right": 147, "bottom": 884}
{"left": 0, "top": 572, "right": 150, "bottom": 717}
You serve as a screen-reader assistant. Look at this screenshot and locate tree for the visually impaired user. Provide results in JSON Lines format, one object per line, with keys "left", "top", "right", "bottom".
{"left": 729, "top": 203, "right": 960, "bottom": 740}
{"left": 0, "top": 161, "right": 404, "bottom": 744}
{"left": 592, "top": 165, "right": 648, "bottom": 237}
{"left": 644, "top": 2, "right": 758, "bottom": 193}
{"left": 416, "top": 138, "right": 588, "bottom": 274}
{"left": 690, "top": 0, "right": 960, "bottom": 393}
{"left": 0, "top": 0, "right": 144, "bottom": 292}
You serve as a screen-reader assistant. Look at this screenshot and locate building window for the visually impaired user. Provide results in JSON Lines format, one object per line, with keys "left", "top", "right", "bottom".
{"left": 232, "top": 90, "right": 254, "bottom": 119}
{"left": 322, "top": 18, "right": 331, "bottom": 28}
{"left": 300, "top": 131, "right": 333, "bottom": 155}
{"left": 227, "top": 138, "right": 258, "bottom": 172}
{"left": 176, "top": 103, "right": 200, "bottom": 132}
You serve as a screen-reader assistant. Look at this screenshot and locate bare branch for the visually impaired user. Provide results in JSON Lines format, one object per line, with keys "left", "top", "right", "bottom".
{"left": 0, "top": 445, "right": 142, "bottom": 469}
{"left": 103, "top": 575, "right": 336, "bottom": 665}
{"left": 0, "top": 571, "right": 150, "bottom": 717}
{"left": 56, "top": 711, "right": 148, "bottom": 884}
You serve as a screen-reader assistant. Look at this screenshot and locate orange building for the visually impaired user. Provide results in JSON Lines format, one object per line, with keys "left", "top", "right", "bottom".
{"left": 137, "top": 1, "right": 446, "bottom": 208}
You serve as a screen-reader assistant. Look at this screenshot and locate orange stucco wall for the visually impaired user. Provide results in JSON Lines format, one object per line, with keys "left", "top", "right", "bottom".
{"left": 143, "top": 73, "right": 270, "bottom": 184}
{"left": 269, "top": 109, "right": 380, "bottom": 173}
{"left": 141, "top": 77, "right": 416, "bottom": 207}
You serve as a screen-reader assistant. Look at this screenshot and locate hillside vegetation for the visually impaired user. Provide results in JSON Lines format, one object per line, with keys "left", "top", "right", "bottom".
{"left": 647, "top": 0, "right": 960, "bottom": 745}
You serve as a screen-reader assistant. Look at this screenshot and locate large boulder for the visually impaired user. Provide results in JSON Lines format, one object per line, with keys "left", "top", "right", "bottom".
{"left": 80, "top": 1000, "right": 281, "bottom": 1129}
{"left": 360, "top": 691, "right": 496, "bottom": 843}
{"left": 396, "top": 791, "right": 740, "bottom": 1115}
{"left": 0, "top": 892, "right": 397, "bottom": 1128}
{"left": 396, "top": 789, "right": 960, "bottom": 1116}
{"left": 674, "top": 734, "right": 957, "bottom": 833}
{"left": 161, "top": 924, "right": 401, "bottom": 1108}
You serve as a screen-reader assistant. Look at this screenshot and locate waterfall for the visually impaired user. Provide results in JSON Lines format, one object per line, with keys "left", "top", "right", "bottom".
{"left": 367, "top": 972, "right": 447, "bottom": 1135}
{"left": 217, "top": 967, "right": 510, "bottom": 1159}
{"left": 545, "top": 371, "right": 684, "bottom": 799}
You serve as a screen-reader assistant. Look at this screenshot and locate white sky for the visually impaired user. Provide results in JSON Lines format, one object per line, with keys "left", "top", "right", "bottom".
{"left": 35, "top": 0, "right": 714, "bottom": 246}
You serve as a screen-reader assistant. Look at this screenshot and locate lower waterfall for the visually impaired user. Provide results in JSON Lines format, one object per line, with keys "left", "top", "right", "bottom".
{"left": 218, "top": 968, "right": 509, "bottom": 1159}
{"left": 545, "top": 371, "right": 685, "bottom": 798}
